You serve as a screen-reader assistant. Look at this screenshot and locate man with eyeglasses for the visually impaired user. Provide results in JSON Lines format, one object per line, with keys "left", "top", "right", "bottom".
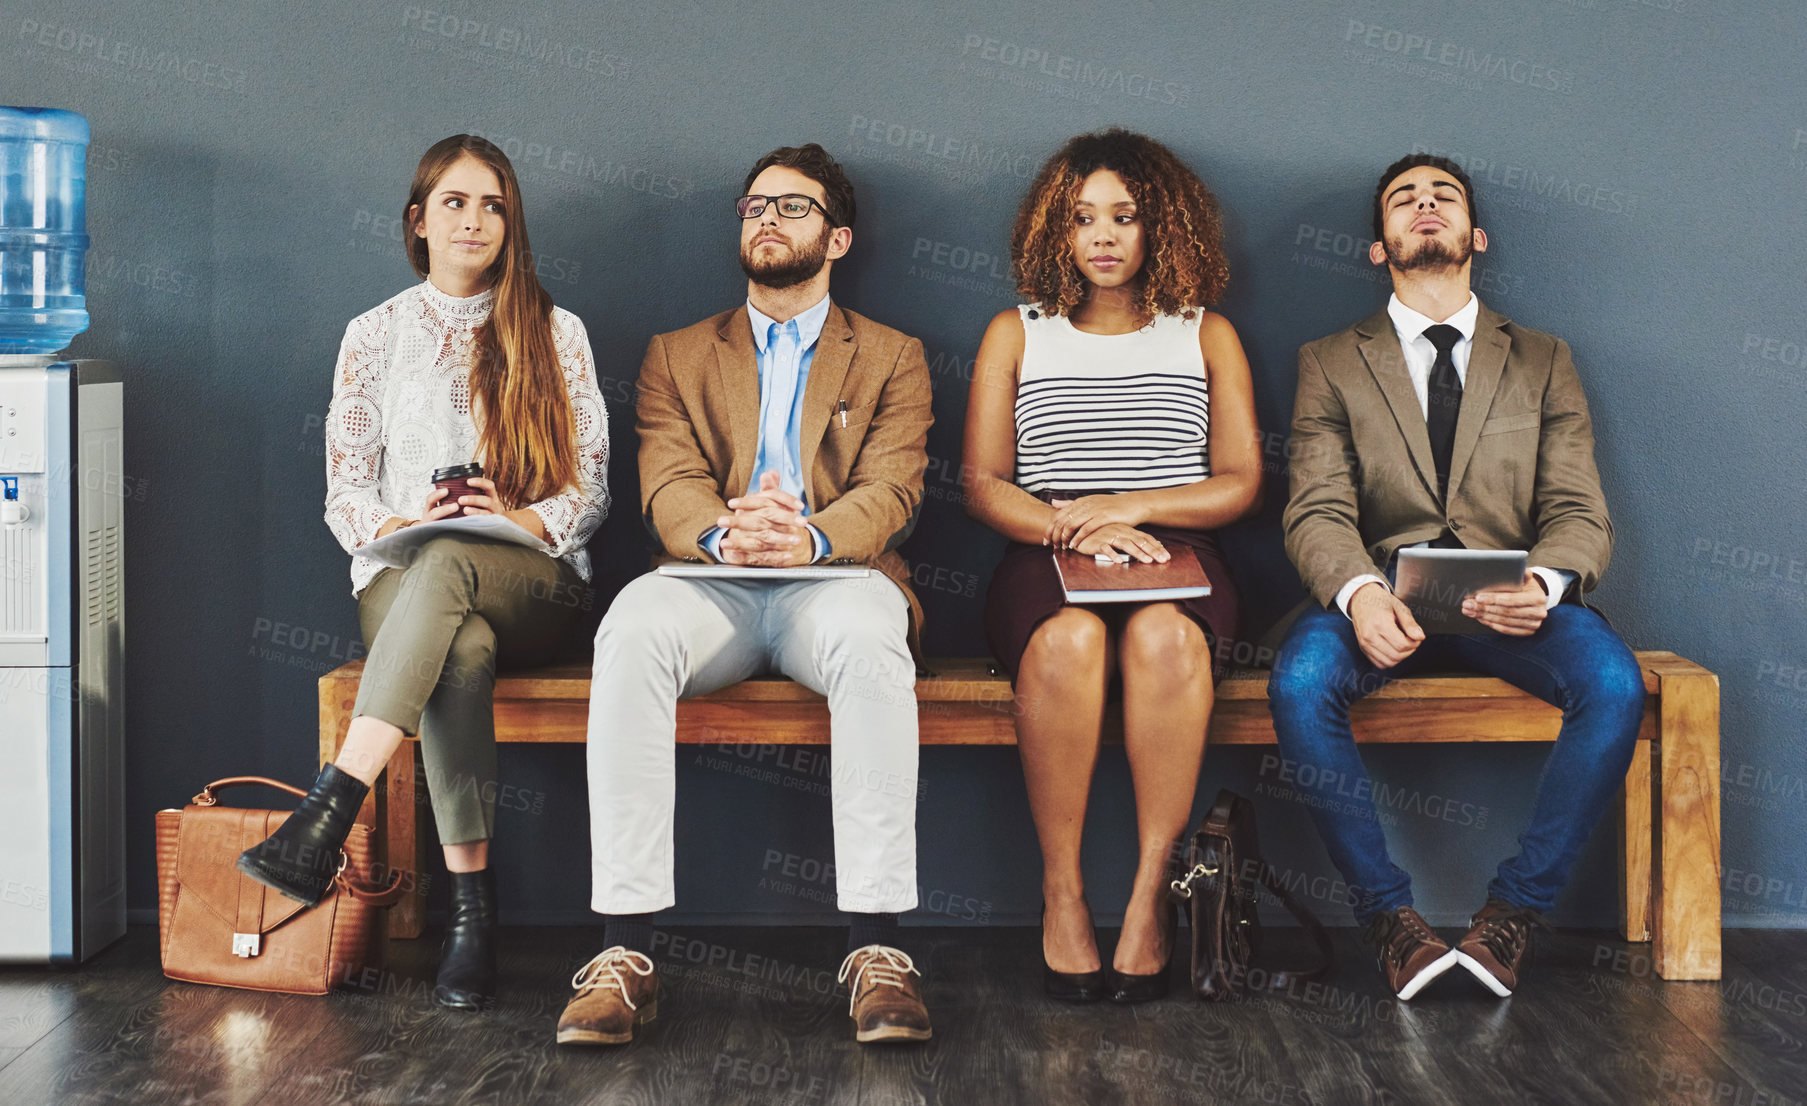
{"left": 558, "top": 144, "right": 935, "bottom": 1046}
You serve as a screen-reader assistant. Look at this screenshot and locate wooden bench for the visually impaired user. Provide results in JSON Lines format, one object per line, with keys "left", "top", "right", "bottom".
{"left": 318, "top": 651, "right": 1721, "bottom": 980}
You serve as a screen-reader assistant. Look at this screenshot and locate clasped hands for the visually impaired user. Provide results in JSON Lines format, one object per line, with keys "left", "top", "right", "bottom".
{"left": 1349, "top": 572, "right": 1549, "bottom": 669}
{"left": 1042, "top": 493, "right": 1169, "bottom": 565}
{"left": 715, "top": 471, "right": 815, "bottom": 567}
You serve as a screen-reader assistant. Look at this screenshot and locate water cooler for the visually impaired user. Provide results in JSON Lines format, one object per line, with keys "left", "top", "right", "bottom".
{"left": 0, "top": 107, "right": 125, "bottom": 964}
{"left": 0, "top": 359, "right": 126, "bottom": 963}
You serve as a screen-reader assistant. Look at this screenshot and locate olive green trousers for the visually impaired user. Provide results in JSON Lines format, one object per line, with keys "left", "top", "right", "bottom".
{"left": 354, "top": 535, "right": 584, "bottom": 844}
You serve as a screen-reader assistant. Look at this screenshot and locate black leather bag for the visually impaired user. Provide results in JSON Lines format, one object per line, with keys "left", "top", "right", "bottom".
{"left": 1168, "top": 789, "right": 1335, "bottom": 1000}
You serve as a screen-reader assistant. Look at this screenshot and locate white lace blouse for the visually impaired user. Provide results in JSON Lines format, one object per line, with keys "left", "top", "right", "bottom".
{"left": 324, "top": 280, "right": 611, "bottom": 595}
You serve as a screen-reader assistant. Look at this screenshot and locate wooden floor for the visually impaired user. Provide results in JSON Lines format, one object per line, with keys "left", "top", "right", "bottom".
{"left": 0, "top": 925, "right": 1800, "bottom": 1105}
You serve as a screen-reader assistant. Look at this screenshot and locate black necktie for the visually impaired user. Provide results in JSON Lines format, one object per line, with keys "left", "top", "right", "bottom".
{"left": 1422, "top": 323, "right": 1463, "bottom": 500}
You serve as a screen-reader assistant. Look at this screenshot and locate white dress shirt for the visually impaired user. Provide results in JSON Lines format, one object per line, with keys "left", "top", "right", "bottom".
{"left": 1334, "top": 292, "right": 1574, "bottom": 618}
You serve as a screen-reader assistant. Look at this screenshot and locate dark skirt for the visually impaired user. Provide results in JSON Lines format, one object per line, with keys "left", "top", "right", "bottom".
{"left": 983, "top": 524, "right": 1243, "bottom": 684}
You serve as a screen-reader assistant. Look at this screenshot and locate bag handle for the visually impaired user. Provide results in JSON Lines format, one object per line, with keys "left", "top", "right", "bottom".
{"left": 191, "top": 776, "right": 309, "bottom": 806}
{"left": 336, "top": 868, "right": 407, "bottom": 907}
{"left": 1251, "top": 859, "right": 1336, "bottom": 989}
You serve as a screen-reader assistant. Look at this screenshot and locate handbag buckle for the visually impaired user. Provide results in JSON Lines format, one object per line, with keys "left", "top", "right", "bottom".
{"left": 1169, "top": 863, "right": 1219, "bottom": 900}
{"left": 232, "top": 933, "right": 261, "bottom": 958}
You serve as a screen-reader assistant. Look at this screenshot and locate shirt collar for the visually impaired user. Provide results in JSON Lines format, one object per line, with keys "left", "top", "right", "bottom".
{"left": 1387, "top": 292, "right": 1479, "bottom": 347}
{"left": 747, "top": 294, "right": 832, "bottom": 354}
{"left": 419, "top": 278, "right": 495, "bottom": 323}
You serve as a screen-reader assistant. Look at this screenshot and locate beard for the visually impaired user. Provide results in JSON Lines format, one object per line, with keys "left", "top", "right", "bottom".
{"left": 1384, "top": 229, "right": 1473, "bottom": 272}
{"left": 739, "top": 223, "right": 833, "bottom": 289}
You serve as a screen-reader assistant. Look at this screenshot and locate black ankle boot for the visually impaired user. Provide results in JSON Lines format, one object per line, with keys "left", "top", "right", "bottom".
{"left": 435, "top": 868, "right": 498, "bottom": 1011}
{"left": 236, "top": 764, "right": 369, "bottom": 907}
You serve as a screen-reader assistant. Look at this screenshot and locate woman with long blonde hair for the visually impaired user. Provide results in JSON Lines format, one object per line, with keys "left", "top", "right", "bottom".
{"left": 238, "top": 134, "right": 609, "bottom": 1010}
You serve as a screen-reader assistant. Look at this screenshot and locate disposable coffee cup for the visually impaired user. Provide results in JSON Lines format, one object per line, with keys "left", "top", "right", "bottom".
{"left": 431, "top": 462, "right": 483, "bottom": 518}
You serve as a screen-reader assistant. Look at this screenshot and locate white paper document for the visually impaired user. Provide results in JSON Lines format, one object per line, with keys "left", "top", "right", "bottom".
{"left": 356, "top": 514, "right": 550, "bottom": 569}
{"left": 657, "top": 564, "right": 873, "bottom": 581}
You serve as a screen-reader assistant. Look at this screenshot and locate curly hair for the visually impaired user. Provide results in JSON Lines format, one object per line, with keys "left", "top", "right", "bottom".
{"left": 1011, "top": 128, "right": 1228, "bottom": 320}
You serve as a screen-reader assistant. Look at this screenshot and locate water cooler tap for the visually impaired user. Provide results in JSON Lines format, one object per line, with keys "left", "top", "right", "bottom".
{"left": 1, "top": 475, "right": 27, "bottom": 525}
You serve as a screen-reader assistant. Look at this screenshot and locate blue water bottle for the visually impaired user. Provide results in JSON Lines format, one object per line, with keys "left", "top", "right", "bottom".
{"left": 0, "top": 107, "right": 90, "bottom": 355}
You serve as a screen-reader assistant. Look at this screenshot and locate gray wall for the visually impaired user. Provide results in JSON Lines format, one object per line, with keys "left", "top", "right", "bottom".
{"left": 5, "top": 0, "right": 1802, "bottom": 930}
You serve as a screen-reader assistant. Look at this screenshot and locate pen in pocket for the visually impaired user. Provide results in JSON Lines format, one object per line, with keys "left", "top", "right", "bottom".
{"left": 837, "top": 400, "right": 848, "bottom": 428}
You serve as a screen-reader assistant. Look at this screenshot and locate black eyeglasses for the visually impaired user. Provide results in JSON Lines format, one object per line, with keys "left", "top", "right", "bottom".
{"left": 736, "top": 193, "right": 832, "bottom": 222}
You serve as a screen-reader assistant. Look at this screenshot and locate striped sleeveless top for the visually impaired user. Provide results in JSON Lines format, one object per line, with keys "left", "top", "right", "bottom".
{"left": 1012, "top": 304, "right": 1211, "bottom": 494}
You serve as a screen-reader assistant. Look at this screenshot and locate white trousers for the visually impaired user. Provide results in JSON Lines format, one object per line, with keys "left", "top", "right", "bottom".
{"left": 586, "top": 572, "right": 919, "bottom": 915}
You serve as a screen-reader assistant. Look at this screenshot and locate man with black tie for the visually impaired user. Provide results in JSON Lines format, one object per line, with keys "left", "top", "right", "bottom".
{"left": 1269, "top": 154, "right": 1647, "bottom": 1000}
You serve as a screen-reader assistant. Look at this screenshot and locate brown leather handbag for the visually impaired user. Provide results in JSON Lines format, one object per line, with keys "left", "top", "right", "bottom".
{"left": 156, "top": 776, "right": 403, "bottom": 994}
{"left": 1168, "top": 789, "right": 1335, "bottom": 1001}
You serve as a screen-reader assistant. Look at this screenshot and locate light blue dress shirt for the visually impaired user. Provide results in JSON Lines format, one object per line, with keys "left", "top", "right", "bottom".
{"left": 702, "top": 295, "right": 833, "bottom": 562}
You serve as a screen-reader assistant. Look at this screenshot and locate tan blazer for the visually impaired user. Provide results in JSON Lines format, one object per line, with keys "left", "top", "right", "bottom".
{"left": 635, "top": 301, "right": 935, "bottom": 649}
{"left": 1283, "top": 301, "right": 1613, "bottom": 609}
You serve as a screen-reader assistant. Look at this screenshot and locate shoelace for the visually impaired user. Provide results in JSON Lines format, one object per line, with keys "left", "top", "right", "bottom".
{"left": 1364, "top": 910, "right": 1434, "bottom": 971}
{"left": 836, "top": 945, "right": 919, "bottom": 1016}
{"left": 570, "top": 946, "right": 655, "bottom": 1011}
{"left": 1470, "top": 906, "right": 1548, "bottom": 965}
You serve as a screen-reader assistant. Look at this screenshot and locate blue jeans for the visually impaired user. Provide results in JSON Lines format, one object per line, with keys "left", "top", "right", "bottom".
{"left": 1267, "top": 602, "right": 1646, "bottom": 922}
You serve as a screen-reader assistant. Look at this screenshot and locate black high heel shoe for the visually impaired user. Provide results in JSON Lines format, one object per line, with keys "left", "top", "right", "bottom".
{"left": 1108, "top": 899, "right": 1177, "bottom": 1004}
{"left": 1042, "top": 902, "right": 1108, "bottom": 1003}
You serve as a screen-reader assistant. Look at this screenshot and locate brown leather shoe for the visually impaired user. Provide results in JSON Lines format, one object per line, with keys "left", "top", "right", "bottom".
{"left": 1363, "top": 907, "right": 1457, "bottom": 1000}
{"left": 555, "top": 947, "right": 658, "bottom": 1046}
{"left": 1455, "top": 899, "right": 1547, "bottom": 997}
{"left": 838, "top": 946, "right": 932, "bottom": 1043}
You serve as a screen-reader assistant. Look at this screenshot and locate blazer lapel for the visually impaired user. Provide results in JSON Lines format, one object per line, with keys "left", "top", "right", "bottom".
{"left": 797, "top": 303, "right": 856, "bottom": 510}
{"left": 1354, "top": 308, "right": 1439, "bottom": 499}
{"left": 1446, "top": 305, "right": 1510, "bottom": 501}
{"left": 713, "top": 310, "right": 761, "bottom": 498}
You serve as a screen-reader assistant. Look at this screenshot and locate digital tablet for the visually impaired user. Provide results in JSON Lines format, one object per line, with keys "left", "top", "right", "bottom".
{"left": 1394, "top": 547, "right": 1528, "bottom": 635}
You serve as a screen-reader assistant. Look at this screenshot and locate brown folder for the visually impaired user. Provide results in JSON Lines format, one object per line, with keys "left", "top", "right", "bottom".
{"left": 1053, "top": 545, "right": 1212, "bottom": 603}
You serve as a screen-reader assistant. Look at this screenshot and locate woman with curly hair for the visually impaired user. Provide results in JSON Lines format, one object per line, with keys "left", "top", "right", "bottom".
{"left": 961, "top": 128, "right": 1262, "bottom": 1003}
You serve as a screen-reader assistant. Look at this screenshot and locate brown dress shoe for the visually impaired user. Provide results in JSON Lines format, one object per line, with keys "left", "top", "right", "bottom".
{"left": 1455, "top": 899, "right": 1547, "bottom": 997}
{"left": 1363, "top": 907, "right": 1457, "bottom": 1000}
{"left": 838, "top": 945, "right": 932, "bottom": 1043}
{"left": 556, "top": 947, "right": 658, "bottom": 1046}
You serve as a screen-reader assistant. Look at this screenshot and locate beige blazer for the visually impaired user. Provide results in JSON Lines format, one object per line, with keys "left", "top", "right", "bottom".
{"left": 635, "top": 301, "right": 935, "bottom": 649}
{"left": 1283, "top": 301, "right": 1613, "bottom": 609}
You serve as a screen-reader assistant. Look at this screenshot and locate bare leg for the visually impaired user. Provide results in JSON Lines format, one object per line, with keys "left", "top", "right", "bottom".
{"left": 335, "top": 715, "right": 405, "bottom": 787}
{"left": 1015, "top": 608, "right": 1116, "bottom": 974}
{"left": 1115, "top": 603, "right": 1212, "bottom": 975}
{"left": 444, "top": 841, "right": 489, "bottom": 872}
